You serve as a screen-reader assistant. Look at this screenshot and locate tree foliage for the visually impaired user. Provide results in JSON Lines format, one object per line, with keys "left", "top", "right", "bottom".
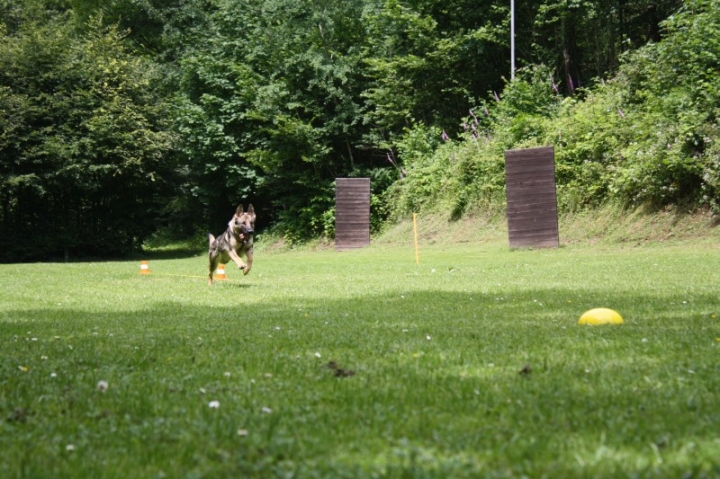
{"left": 389, "top": 0, "right": 720, "bottom": 217}
{"left": 0, "top": 0, "right": 713, "bottom": 261}
{"left": 0, "top": 8, "right": 176, "bottom": 261}
{"left": 173, "top": 0, "right": 372, "bottom": 238}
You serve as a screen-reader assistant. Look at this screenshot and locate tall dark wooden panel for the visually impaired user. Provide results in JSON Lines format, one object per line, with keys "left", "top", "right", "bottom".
{"left": 504, "top": 146, "right": 559, "bottom": 248}
{"left": 335, "top": 178, "right": 371, "bottom": 251}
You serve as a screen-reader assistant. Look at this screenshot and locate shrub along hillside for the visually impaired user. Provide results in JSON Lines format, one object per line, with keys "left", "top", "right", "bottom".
{"left": 387, "top": 0, "right": 720, "bottom": 221}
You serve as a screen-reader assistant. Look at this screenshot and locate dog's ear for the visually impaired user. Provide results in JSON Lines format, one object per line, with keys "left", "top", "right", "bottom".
{"left": 247, "top": 204, "right": 255, "bottom": 217}
{"left": 235, "top": 205, "right": 244, "bottom": 216}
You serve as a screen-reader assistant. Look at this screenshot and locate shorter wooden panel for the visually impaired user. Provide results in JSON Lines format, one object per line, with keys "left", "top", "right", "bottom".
{"left": 335, "top": 178, "right": 371, "bottom": 251}
{"left": 504, "top": 146, "right": 559, "bottom": 248}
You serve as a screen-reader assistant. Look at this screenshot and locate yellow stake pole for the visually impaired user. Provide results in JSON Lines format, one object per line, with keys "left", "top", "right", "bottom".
{"left": 413, "top": 213, "right": 420, "bottom": 264}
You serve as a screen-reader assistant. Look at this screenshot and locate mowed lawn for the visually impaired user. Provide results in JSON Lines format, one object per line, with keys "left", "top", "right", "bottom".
{"left": 1, "top": 240, "right": 720, "bottom": 478}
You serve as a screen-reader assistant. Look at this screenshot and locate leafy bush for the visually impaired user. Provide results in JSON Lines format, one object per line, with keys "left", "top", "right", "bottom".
{"left": 385, "top": 0, "right": 720, "bottom": 219}
{"left": 610, "top": 0, "right": 720, "bottom": 208}
{"left": 387, "top": 66, "right": 560, "bottom": 219}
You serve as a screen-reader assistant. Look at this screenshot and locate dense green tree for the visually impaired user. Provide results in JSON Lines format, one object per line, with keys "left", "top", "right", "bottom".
{"left": 530, "top": 0, "right": 681, "bottom": 93}
{"left": 361, "top": 0, "right": 508, "bottom": 143}
{"left": 0, "top": 13, "right": 176, "bottom": 261}
{"left": 175, "top": 0, "right": 376, "bottom": 238}
{"left": 68, "top": 0, "right": 211, "bottom": 58}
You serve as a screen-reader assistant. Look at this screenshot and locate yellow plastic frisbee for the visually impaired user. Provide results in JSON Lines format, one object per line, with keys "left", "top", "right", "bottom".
{"left": 578, "top": 308, "right": 624, "bottom": 325}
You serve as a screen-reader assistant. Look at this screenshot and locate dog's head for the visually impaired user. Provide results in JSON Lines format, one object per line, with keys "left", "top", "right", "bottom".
{"left": 229, "top": 204, "right": 255, "bottom": 240}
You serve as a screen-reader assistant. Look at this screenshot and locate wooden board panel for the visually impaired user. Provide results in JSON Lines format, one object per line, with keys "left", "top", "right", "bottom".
{"left": 504, "top": 146, "right": 559, "bottom": 248}
{"left": 335, "top": 178, "right": 371, "bottom": 251}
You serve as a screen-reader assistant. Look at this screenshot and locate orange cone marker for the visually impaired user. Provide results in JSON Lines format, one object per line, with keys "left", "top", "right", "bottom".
{"left": 215, "top": 264, "right": 226, "bottom": 280}
{"left": 139, "top": 260, "right": 151, "bottom": 275}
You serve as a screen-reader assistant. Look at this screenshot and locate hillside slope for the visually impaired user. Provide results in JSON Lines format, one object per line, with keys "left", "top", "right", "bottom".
{"left": 374, "top": 207, "right": 720, "bottom": 248}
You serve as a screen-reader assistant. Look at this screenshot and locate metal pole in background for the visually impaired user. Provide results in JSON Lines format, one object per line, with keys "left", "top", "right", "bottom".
{"left": 510, "top": 0, "right": 515, "bottom": 80}
{"left": 413, "top": 213, "right": 420, "bottom": 264}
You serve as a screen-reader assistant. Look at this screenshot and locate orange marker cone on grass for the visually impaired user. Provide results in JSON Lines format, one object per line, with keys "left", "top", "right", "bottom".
{"left": 139, "top": 260, "right": 151, "bottom": 275}
{"left": 215, "top": 264, "right": 227, "bottom": 280}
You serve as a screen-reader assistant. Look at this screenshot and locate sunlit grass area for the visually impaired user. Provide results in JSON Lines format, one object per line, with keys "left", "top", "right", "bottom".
{"left": 2, "top": 241, "right": 720, "bottom": 477}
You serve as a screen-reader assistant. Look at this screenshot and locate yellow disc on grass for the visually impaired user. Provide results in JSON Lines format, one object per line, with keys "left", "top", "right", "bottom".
{"left": 578, "top": 308, "right": 624, "bottom": 325}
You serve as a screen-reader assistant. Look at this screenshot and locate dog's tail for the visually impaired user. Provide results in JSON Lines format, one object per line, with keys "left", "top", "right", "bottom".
{"left": 207, "top": 233, "right": 215, "bottom": 248}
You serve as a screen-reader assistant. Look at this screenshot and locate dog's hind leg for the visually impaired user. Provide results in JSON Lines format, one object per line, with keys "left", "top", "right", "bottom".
{"left": 208, "top": 236, "right": 218, "bottom": 286}
{"left": 208, "top": 264, "right": 215, "bottom": 285}
{"left": 208, "top": 259, "right": 216, "bottom": 285}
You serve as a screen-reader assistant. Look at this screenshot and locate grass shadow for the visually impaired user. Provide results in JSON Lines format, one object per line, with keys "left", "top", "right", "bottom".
{"left": 3, "top": 285, "right": 719, "bottom": 478}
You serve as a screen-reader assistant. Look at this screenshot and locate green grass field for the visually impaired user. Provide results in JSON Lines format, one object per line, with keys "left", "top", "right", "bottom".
{"left": 2, "top": 239, "right": 720, "bottom": 478}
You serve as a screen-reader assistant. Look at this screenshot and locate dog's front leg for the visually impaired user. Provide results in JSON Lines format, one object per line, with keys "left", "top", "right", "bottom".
{"left": 228, "top": 249, "right": 247, "bottom": 272}
{"left": 243, "top": 248, "right": 253, "bottom": 275}
{"left": 208, "top": 256, "right": 218, "bottom": 286}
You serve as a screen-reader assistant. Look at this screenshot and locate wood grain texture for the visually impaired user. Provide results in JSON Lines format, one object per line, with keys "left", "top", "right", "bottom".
{"left": 504, "top": 147, "right": 559, "bottom": 248}
{"left": 335, "top": 178, "right": 371, "bottom": 250}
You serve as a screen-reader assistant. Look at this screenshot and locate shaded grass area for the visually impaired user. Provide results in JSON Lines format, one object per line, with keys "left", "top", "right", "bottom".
{"left": 1, "top": 243, "right": 720, "bottom": 477}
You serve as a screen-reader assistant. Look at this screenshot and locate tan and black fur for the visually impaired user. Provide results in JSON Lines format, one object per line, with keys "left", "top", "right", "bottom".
{"left": 207, "top": 204, "right": 255, "bottom": 285}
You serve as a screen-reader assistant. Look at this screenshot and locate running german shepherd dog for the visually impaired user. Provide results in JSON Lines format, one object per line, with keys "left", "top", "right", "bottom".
{"left": 207, "top": 204, "right": 255, "bottom": 285}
